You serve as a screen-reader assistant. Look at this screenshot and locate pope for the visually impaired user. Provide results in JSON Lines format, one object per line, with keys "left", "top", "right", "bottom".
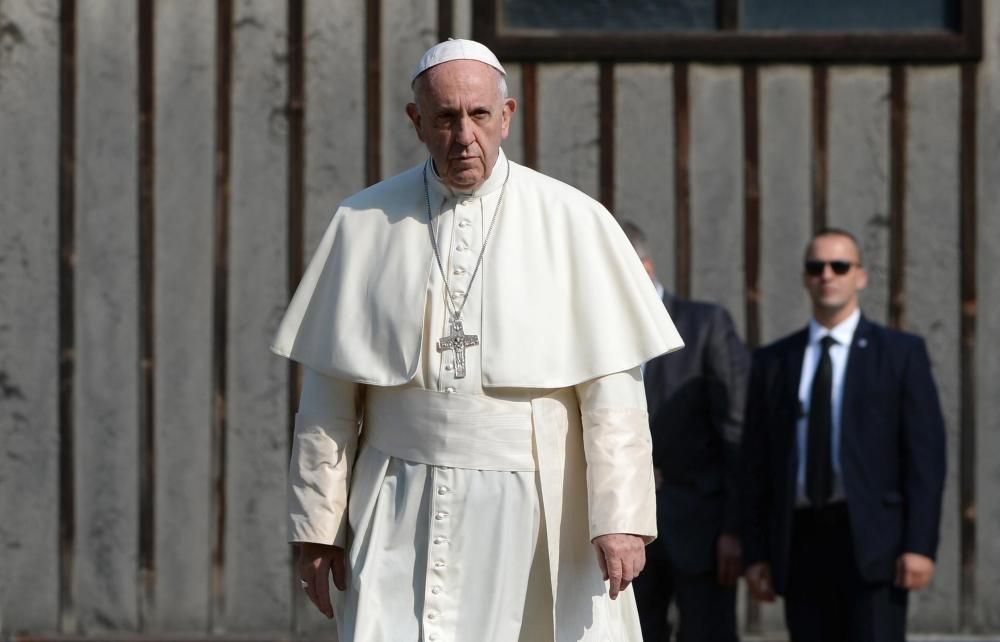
{"left": 272, "top": 38, "right": 684, "bottom": 642}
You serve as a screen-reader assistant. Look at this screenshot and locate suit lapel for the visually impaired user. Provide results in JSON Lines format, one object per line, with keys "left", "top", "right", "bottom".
{"left": 644, "top": 291, "right": 676, "bottom": 411}
{"left": 779, "top": 329, "right": 809, "bottom": 493}
{"left": 785, "top": 329, "right": 809, "bottom": 419}
{"left": 661, "top": 291, "right": 677, "bottom": 318}
{"left": 841, "top": 316, "right": 875, "bottom": 441}
{"left": 661, "top": 292, "right": 685, "bottom": 385}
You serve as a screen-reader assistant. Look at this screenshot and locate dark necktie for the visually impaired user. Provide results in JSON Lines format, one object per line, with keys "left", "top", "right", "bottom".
{"left": 806, "top": 335, "right": 836, "bottom": 508}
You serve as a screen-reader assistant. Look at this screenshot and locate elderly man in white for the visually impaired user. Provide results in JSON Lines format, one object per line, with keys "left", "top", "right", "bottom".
{"left": 272, "top": 39, "right": 683, "bottom": 642}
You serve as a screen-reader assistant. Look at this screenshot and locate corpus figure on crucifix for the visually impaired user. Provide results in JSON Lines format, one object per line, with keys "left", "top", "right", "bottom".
{"left": 436, "top": 318, "right": 479, "bottom": 379}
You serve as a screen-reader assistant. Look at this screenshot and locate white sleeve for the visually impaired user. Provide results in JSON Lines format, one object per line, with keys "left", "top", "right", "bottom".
{"left": 287, "top": 368, "right": 362, "bottom": 547}
{"left": 575, "top": 367, "right": 657, "bottom": 543}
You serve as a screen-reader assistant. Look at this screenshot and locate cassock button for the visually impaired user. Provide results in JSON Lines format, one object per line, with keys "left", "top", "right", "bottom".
{"left": 445, "top": 387, "right": 456, "bottom": 393}
{"left": 444, "top": 364, "right": 453, "bottom": 372}
{"left": 435, "top": 511, "right": 449, "bottom": 520}
{"left": 434, "top": 560, "right": 447, "bottom": 569}
{"left": 431, "top": 586, "right": 442, "bottom": 595}
{"left": 453, "top": 267, "right": 466, "bottom": 275}
{"left": 458, "top": 219, "right": 470, "bottom": 228}
{"left": 427, "top": 612, "right": 438, "bottom": 620}
{"left": 438, "top": 486, "right": 450, "bottom": 495}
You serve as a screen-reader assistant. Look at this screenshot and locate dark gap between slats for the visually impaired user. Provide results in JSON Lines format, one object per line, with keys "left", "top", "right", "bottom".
{"left": 210, "top": 0, "right": 233, "bottom": 629}
{"left": 58, "top": 0, "right": 78, "bottom": 631}
{"left": 136, "top": 0, "right": 156, "bottom": 625}
{"left": 673, "top": 63, "right": 691, "bottom": 300}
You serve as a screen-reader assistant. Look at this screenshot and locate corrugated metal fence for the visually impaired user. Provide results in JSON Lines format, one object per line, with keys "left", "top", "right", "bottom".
{"left": 1, "top": 0, "right": 999, "bottom": 639}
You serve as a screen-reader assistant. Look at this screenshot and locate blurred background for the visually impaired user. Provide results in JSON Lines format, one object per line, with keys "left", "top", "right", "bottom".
{"left": 1, "top": 0, "right": 998, "bottom": 640}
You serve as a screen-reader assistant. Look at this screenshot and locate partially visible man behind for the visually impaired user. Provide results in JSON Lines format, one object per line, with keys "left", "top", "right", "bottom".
{"left": 622, "top": 221, "right": 748, "bottom": 642}
{"left": 270, "top": 40, "right": 684, "bottom": 641}
{"left": 742, "top": 228, "right": 946, "bottom": 642}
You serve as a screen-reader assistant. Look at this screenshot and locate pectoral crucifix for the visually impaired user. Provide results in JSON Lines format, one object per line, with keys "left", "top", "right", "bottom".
{"left": 436, "top": 317, "right": 479, "bottom": 379}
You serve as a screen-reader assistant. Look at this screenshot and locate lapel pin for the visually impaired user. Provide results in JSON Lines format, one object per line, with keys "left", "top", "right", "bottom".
{"left": 857, "top": 338, "right": 868, "bottom": 348}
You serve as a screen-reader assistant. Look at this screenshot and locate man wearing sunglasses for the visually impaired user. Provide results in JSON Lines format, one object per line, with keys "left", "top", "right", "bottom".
{"left": 741, "top": 228, "right": 946, "bottom": 642}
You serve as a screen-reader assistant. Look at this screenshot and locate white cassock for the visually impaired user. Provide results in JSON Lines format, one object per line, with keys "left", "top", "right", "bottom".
{"left": 273, "top": 150, "right": 684, "bottom": 641}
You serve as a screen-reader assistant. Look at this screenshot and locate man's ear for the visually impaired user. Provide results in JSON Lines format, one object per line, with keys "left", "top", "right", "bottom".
{"left": 500, "top": 97, "right": 517, "bottom": 139}
{"left": 405, "top": 103, "right": 424, "bottom": 142}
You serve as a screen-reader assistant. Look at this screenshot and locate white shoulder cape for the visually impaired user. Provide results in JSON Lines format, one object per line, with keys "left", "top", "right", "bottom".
{"left": 271, "top": 153, "right": 683, "bottom": 388}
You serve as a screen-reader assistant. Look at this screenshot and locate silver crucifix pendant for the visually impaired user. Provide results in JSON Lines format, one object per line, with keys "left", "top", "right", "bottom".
{"left": 436, "top": 317, "right": 479, "bottom": 379}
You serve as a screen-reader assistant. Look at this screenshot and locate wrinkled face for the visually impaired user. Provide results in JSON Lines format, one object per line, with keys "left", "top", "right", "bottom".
{"left": 803, "top": 233, "right": 868, "bottom": 316}
{"left": 406, "top": 60, "right": 516, "bottom": 191}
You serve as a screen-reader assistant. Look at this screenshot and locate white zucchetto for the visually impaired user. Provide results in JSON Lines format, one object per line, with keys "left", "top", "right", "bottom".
{"left": 410, "top": 38, "right": 506, "bottom": 85}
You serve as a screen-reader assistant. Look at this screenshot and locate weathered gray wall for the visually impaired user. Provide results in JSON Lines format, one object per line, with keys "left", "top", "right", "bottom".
{"left": 758, "top": 65, "right": 812, "bottom": 344}
{"left": 0, "top": 0, "right": 61, "bottom": 632}
{"left": 976, "top": 0, "right": 1000, "bottom": 630}
{"left": 905, "top": 65, "right": 962, "bottom": 630}
{"left": 151, "top": 0, "right": 216, "bottom": 631}
{"left": 73, "top": 0, "right": 140, "bottom": 631}
{"left": 1, "top": 0, "right": 998, "bottom": 638}
{"left": 614, "top": 64, "right": 676, "bottom": 291}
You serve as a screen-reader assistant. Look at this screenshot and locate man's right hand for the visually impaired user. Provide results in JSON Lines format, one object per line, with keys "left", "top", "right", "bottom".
{"left": 745, "top": 561, "right": 775, "bottom": 602}
{"left": 298, "top": 542, "right": 346, "bottom": 619}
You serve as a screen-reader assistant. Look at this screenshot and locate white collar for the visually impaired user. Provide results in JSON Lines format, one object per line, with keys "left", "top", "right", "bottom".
{"left": 808, "top": 307, "right": 861, "bottom": 348}
{"left": 426, "top": 149, "right": 510, "bottom": 201}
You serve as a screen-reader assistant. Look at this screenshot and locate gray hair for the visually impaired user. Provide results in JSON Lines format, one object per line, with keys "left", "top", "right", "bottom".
{"left": 411, "top": 66, "right": 508, "bottom": 106}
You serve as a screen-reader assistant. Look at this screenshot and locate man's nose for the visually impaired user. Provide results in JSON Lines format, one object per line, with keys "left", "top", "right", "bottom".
{"left": 454, "top": 115, "right": 475, "bottom": 144}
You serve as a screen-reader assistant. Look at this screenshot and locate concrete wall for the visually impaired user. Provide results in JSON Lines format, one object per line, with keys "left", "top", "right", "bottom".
{"left": 1, "top": 0, "right": 997, "bottom": 638}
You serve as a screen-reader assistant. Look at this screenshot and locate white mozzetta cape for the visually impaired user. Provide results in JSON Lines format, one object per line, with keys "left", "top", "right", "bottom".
{"left": 271, "top": 151, "right": 683, "bottom": 386}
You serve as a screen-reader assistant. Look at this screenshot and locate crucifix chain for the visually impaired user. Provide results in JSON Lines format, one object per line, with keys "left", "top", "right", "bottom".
{"left": 422, "top": 160, "right": 510, "bottom": 378}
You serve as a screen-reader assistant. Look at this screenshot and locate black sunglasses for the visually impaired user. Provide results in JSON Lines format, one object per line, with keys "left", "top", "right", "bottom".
{"left": 804, "top": 260, "right": 858, "bottom": 276}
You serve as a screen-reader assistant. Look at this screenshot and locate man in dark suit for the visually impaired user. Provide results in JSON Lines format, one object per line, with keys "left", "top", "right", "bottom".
{"left": 622, "top": 221, "right": 749, "bottom": 642}
{"left": 741, "top": 228, "right": 946, "bottom": 642}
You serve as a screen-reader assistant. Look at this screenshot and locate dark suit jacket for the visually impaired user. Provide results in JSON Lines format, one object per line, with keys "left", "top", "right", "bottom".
{"left": 741, "top": 316, "right": 946, "bottom": 594}
{"left": 644, "top": 293, "right": 749, "bottom": 574}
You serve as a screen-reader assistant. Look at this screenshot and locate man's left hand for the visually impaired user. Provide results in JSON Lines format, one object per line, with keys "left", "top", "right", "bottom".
{"left": 895, "top": 552, "right": 935, "bottom": 590}
{"left": 716, "top": 533, "right": 742, "bottom": 587}
{"left": 592, "top": 533, "right": 646, "bottom": 600}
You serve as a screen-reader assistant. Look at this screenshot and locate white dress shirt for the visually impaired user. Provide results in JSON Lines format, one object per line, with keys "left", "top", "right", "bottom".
{"left": 795, "top": 308, "right": 861, "bottom": 506}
